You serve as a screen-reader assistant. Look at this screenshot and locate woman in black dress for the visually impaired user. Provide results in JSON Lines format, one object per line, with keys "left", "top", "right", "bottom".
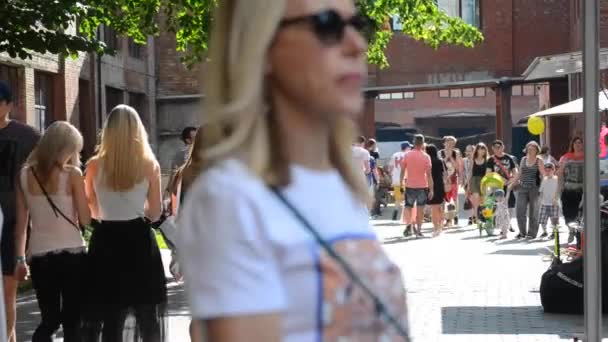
{"left": 426, "top": 144, "right": 446, "bottom": 237}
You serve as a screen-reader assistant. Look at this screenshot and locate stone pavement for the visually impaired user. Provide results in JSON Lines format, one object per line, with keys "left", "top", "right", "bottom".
{"left": 15, "top": 208, "right": 608, "bottom": 341}
{"left": 372, "top": 206, "right": 608, "bottom": 342}
{"left": 16, "top": 250, "right": 192, "bottom": 342}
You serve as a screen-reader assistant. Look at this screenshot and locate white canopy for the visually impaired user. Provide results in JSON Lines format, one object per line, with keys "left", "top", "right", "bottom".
{"left": 530, "top": 90, "right": 608, "bottom": 118}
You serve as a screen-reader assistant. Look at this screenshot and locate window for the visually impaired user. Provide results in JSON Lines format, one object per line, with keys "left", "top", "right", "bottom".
{"left": 475, "top": 87, "right": 486, "bottom": 97}
{"left": 462, "top": 88, "right": 474, "bottom": 97}
{"left": 105, "top": 86, "right": 123, "bottom": 113}
{"left": 377, "top": 92, "right": 415, "bottom": 100}
{"left": 391, "top": 15, "right": 404, "bottom": 31}
{"left": 436, "top": 0, "right": 481, "bottom": 27}
{"left": 103, "top": 25, "right": 119, "bottom": 51}
{"left": 523, "top": 85, "right": 535, "bottom": 96}
{"left": 128, "top": 38, "right": 144, "bottom": 59}
{"left": 128, "top": 92, "right": 147, "bottom": 126}
{"left": 0, "top": 64, "right": 19, "bottom": 105}
{"left": 512, "top": 85, "right": 522, "bottom": 96}
{"left": 439, "top": 89, "right": 450, "bottom": 98}
{"left": 450, "top": 89, "right": 462, "bottom": 98}
{"left": 34, "top": 72, "right": 53, "bottom": 132}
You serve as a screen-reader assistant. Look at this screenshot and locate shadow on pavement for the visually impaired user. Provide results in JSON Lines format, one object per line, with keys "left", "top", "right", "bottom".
{"left": 441, "top": 306, "right": 596, "bottom": 338}
{"left": 488, "top": 248, "right": 552, "bottom": 256}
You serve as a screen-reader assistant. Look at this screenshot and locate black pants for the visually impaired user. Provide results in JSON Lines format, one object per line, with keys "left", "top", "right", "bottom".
{"left": 561, "top": 189, "right": 583, "bottom": 223}
{"left": 30, "top": 251, "right": 86, "bottom": 342}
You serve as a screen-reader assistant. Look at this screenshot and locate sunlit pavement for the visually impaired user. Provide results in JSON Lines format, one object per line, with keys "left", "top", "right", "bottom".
{"left": 372, "top": 204, "right": 608, "bottom": 342}
{"left": 16, "top": 250, "right": 192, "bottom": 342}
{"left": 16, "top": 207, "right": 608, "bottom": 341}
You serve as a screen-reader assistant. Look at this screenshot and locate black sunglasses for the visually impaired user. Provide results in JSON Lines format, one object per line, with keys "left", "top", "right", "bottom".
{"left": 279, "top": 9, "right": 370, "bottom": 45}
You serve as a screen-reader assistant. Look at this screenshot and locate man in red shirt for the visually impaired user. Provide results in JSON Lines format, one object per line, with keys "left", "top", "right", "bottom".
{"left": 400, "top": 135, "right": 433, "bottom": 237}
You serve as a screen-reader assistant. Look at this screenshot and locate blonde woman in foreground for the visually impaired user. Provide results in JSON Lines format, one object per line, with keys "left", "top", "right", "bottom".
{"left": 84, "top": 105, "right": 167, "bottom": 342}
{"left": 15, "top": 121, "right": 90, "bottom": 341}
{"left": 177, "top": 0, "right": 410, "bottom": 341}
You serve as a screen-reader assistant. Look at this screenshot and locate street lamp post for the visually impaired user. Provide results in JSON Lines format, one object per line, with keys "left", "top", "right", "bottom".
{"left": 583, "top": 0, "right": 602, "bottom": 341}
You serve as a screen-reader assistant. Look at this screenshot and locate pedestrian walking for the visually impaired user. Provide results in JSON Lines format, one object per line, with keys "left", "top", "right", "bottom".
{"left": 366, "top": 139, "right": 382, "bottom": 216}
{"left": 0, "top": 81, "right": 40, "bottom": 342}
{"left": 177, "top": 0, "right": 410, "bottom": 340}
{"left": 468, "top": 143, "right": 489, "bottom": 225}
{"left": 171, "top": 127, "right": 197, "bottom": 173}
{"left": 426, "top": 144, "right": 446, "bottom": 237}
{"left": 439, "top": 136, "right": 463, "bottom": 227}
{"left": 387, "top": 142, "right": 411, "bottom": 220}
{"left": 495, "top": 189, "right": 512, "bottom": 240}
{"left": 486, "top": 140, "right": 518, "bottom": 232}
{"left": 463, "top": 144, "right": 475, "bottom": 224}
{"left": 352, "top": 135, "right": 371, "bottom": 176}
{"left": 511, "top": 141, "right": 544, "bottom": 239}
{"left": 401, "top": 135, "right": 434, "bottom": 237}
{"left": 166, "top": 130, "right": 206, "bottom": 342}
{"left": 83, "top": 105, "right": 167, "bottom": 342}
{"left": 14, "top": 121, "right": 90, "bottom": 342}
{"left": 540, "top": 145, "right": 558, "bottom": 167}
{"left": 538, "top": 162, "right": 560, "bottom": 239}
{"left": 558, "top": 136, "right": 584, "bottom": 243}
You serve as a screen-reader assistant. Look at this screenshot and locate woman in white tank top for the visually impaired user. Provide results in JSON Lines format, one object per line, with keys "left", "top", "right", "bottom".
{"left": 83, "top": 105, "right": 166, "bottom": 342}
{"left": 14, "top": 121, "right": 90, "bottom": 342}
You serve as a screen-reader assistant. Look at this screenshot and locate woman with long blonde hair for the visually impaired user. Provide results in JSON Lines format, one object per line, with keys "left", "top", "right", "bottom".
{"left": 178, "top": 1, "right": 410, "bottom": 340}
{"left": 14, "top": 121, "right": 90, "bottom": 341}
{"left": 83, "top": 105, "right": 166, "bottom": 341}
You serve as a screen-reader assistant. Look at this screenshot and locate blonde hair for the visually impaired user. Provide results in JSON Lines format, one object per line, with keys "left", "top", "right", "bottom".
{"left": 196, "top": 0, "right": 369, "bottom": 202}
{"left": 26, "top": 121, "right": 83, "bottom": 187}
{"left": 93, "top": 104, "right": 156, "bottom": 191}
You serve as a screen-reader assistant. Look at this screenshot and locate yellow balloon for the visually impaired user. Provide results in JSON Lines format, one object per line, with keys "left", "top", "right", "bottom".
{"left": 528, "top": 116, "right": 545, "bottom": 135}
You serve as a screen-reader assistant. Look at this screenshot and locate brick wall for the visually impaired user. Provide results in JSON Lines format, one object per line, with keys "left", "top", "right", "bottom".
{"left": 156, "top": 24, "right": 204, "bottom": 97}
{"left": 375, "top": 89, "right": 538, "bottom": 128}
{"left": 375, "top": 0, "right": 574, "bottom": 87}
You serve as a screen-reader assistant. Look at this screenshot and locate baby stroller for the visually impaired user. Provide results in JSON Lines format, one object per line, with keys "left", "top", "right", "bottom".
{"left": 476, "top": 172, "right": 505, "bottom": 236}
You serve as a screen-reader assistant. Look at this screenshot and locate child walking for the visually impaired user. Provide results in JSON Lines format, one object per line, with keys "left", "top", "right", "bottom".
{"left": 495, "top": 189, "right": 511, "bottom": 239}
{"left": 538, "top": 162, "right": 560, "bottom": 239}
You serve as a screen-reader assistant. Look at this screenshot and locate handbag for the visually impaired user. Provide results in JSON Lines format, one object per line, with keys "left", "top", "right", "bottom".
{"left": 269, "top": 186, "right": 410, "bottom": 340}
{"left": 30, "top": 168, "right": 97, "bottom": 240}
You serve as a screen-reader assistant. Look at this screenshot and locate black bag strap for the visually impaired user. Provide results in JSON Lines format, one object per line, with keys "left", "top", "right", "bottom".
{"left": 269, "top": 186, "right": 410, "bottom": 339}
{"left": 30, "top": 168, "right": 82, "bottom": 233}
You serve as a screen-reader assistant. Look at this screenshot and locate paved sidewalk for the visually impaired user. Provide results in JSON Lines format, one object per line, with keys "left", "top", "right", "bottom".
{"left": 16, "top": 250, "right": 192, "bottom": 341}
{"left": 373, "top": 206, "right": 607, "bottom": 342}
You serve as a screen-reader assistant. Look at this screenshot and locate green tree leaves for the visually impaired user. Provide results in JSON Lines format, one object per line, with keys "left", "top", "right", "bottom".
{"left": 0, "top": 0, "right": 482, "bottom": 69}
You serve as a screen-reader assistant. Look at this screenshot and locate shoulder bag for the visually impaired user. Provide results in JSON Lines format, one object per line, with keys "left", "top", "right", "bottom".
{"left": 269, "top": 186, "right": 410, "bottom": 340}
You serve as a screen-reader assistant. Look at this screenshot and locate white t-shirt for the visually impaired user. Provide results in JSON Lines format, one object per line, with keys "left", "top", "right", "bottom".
{"left": 352, "top": 146, "right": 370, "bottom": 174}
{"left": 178, "top": 159, "right": 409, "bottom": 341}
{"left": 388, "top": 151, "right": 407, "bottom": 186}
{"left": 539, "top": 176, "right": 559, "bottom": 205}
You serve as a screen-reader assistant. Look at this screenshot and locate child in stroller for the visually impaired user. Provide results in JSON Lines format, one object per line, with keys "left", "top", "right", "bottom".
{"left": 476, "top": 172, "right": 506, "bottom": 236}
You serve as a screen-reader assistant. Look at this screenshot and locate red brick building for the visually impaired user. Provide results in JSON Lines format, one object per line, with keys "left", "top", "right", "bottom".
{"left": 0, "top": 24, "right": 157, "bottom": 159}
{"left": 365, "top": 0, "right": 607, "bottom": 158}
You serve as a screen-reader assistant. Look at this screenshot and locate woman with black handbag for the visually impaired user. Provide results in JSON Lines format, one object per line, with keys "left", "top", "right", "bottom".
{"left": 14, "top": 121, "right": 90, "bottom": 342}
{"left": 177, "top": 0, "right": 410, "bottom": 340}
{"left": 83, "top": 105, "right": 166, "bottom": 342}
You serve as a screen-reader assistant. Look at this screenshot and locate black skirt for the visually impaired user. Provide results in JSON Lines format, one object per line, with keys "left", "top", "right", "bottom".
{"left": 84, "top": 218, "right": 168, "bottom": 341}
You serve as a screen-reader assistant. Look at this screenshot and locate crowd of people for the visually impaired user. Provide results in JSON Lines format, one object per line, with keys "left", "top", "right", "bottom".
{"left": 354, "top": 133, "right": 585, "bottom": 242}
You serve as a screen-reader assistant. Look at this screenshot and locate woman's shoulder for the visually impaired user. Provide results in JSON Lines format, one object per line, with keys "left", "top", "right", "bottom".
{"left": 64, "top": 165, "right": 83, "bottom": 177}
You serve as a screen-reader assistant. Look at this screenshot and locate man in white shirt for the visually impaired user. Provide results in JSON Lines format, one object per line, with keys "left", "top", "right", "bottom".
{"left": 352, "top": 136, "right": 370, "bottom": 177}
{"left": 387, "top": 142, "right": 412, "bottom": 220}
